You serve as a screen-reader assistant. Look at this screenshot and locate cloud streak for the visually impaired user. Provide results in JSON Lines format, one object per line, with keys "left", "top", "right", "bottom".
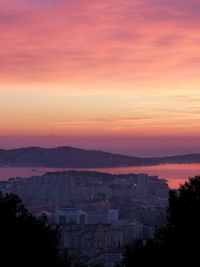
{"left": 0, "top": 0, "right": 199, "bottom": 84}
{"left": 0, "top": 0, "right": 200, "bottom": 138}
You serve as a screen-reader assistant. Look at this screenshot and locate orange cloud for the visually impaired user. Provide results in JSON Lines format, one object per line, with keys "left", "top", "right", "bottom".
{"left": 0, "top": 0, "right": 200, "bottom": 138}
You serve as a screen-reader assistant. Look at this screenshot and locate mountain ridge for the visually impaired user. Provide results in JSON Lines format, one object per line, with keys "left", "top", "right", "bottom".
{"left": 0, "top": 146, "right": 200, "bottom": 168}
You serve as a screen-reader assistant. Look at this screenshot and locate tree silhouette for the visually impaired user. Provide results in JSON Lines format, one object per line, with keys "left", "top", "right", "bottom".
{"left": 123, "top": 239, "right": 162, "bottom": 267}
{"left": 0, "top": 193, "right": 70, "bottom": 267}
{"left": 157, "top": 176, "right": 200, "bottom": 266}
{"left": 123, "top": 176, "right": 200, "bottom": 267}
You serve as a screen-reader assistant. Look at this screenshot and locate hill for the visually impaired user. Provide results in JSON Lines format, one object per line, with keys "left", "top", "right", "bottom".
{"left": 0, "top": 146, "right": 200, "bottom": 168}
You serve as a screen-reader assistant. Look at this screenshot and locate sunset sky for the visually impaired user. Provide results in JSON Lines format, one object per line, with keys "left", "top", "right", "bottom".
{"left": 1, "top": 0, "right": 200, "bottom": 156}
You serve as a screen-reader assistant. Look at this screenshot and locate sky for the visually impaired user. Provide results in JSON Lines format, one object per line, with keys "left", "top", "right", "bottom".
{"left": 0, "top": 0, "right": 200, "bottom": 156}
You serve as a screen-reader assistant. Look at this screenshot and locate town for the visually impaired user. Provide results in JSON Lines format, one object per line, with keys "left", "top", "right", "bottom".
{"left": 0, "top": 171, "right": 169, "bottom": 266}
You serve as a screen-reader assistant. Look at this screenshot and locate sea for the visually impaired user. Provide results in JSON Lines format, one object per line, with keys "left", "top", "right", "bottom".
{"left": 0, "top": 163, "right": 200, "bottom": 189}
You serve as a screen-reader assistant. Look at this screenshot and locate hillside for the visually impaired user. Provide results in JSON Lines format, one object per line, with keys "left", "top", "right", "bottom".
{"left": 0, "top": 146, "right": 200, "bottom": 168}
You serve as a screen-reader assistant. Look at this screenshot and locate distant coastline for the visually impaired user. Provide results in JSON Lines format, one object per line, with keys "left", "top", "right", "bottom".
{"left": 1, "top": 146, "right": 200, "bottom": 168}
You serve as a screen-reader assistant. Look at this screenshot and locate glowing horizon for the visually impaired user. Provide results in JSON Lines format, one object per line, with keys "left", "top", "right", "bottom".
{"left": 1, "top": 0, "right": 200, "bottom": 149}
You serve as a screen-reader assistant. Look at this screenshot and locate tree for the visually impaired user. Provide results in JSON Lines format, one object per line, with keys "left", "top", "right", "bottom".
{"left": 123, "top": 176, "right": 200, "bottom": 267}
{"left": 0, "top": 193, "right": 70, "bottom": 267}
{"left": 123, "top": 239, "right": 162, "bottom": 267}
{"left": 156, "top": 176, "right": 200, "bottom": 266}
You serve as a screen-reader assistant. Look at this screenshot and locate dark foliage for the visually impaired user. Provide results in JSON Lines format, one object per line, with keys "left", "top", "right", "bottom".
{"left": 0, "top": 193, "right": 70, "bottom": 267}
{"left": 123, "top": 239, "right": 162, "bottom": 267}
{"left": 123, "top": 176, "right": 200, "bottom": 267}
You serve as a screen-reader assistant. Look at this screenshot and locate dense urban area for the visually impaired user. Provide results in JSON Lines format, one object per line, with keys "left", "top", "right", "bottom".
{"left": 0, "top": 171, "right": 169, "bottom": 266}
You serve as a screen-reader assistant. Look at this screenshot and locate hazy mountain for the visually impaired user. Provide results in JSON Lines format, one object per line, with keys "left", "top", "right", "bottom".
{"left": 0, "top": 146, "right": 200, "bottom": 168}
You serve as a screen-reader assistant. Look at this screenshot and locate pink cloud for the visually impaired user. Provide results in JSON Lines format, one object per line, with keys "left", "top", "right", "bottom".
{"left": 0, "top": 0, "right": 199, "bottom": 90}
